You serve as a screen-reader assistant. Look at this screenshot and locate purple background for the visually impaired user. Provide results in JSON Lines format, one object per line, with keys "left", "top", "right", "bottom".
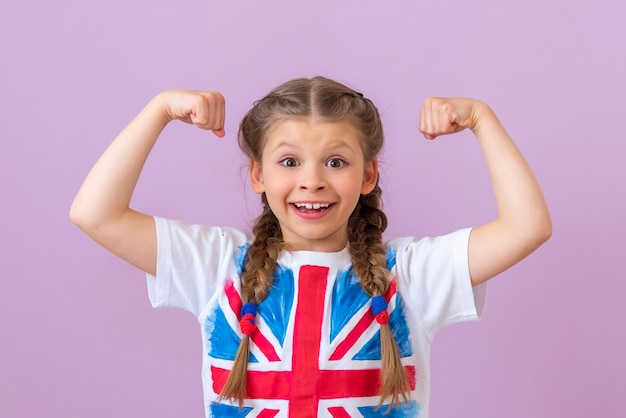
{"left": 2, "top": 1, "right": 624, "bottom": 416}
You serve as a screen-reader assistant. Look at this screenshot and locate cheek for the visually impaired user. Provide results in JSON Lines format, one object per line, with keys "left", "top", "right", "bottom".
{"left": 262, "top": 177, "right": 291, "bottom": 203}
{"left": 337, "top": 177, "right": 364, "bottom": 206}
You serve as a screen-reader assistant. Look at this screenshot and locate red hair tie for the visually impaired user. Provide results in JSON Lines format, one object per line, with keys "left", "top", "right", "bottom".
{"left": 240, "top": 302, "right": 257, "bottom": 336}
{"left": 375, "top": 310, "right": 390, "bottom": 324}
{"left": 371, "top": 295, "right": 390, "bottom": 325}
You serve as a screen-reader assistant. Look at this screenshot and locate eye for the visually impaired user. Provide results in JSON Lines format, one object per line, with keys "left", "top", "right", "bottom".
{"left": 279, "top": 157, "right": 299, "bottom": 167}
{"left": 326, "top": 158, "right": 347, "bottom": 168}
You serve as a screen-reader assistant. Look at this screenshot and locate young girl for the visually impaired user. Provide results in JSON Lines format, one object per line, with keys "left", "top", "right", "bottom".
{"left": 70, "top": 76, "right": 551, "bottom": 417}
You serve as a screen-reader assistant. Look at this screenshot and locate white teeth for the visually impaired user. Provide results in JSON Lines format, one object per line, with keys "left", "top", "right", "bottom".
{"left": 295, "top": 203, "right": 330, "bottom": 209}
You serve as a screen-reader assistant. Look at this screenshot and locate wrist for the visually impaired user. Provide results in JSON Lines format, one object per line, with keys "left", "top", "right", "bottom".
{"left": 469, "top": 100, "right": 496, "bottom": 134}
{"left": 147, "top": 91, "right": 176, "bottom": 126}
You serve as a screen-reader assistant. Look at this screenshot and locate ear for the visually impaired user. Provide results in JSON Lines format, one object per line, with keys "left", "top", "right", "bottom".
{"left": 361, "top": 158, "right": 378, "bottom": 195}
{"left": 249, "top": 159, "right": 265, "bottom": 194}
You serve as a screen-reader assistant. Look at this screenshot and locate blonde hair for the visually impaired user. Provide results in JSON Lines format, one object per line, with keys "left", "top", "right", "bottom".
{"left": 220, "top": 76, "right": 409, "bottom": 407}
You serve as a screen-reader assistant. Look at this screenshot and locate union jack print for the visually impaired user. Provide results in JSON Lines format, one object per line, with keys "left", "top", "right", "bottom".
{"left": 204, "top": 248, "right": 419, "bottom": 417}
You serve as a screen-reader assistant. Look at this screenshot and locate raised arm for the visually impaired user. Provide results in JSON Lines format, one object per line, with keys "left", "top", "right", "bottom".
{"left": 419, "top": 97, "right": 551, "bottom": 286}
{"left": 69, "top": 90, "right": 225, "bottom": 275}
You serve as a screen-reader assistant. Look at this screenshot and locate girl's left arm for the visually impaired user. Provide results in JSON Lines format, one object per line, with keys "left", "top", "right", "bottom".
{"left": 419, "top": 97, "right": 552, "bottom": 286}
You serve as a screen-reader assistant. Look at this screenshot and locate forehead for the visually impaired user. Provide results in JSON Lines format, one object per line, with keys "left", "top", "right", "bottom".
{"left": 263, "top": 117, "right": 364, "bottom": 153}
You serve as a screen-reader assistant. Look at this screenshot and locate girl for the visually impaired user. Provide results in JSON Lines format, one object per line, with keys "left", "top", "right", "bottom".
{"left": 70, "top": 76, "right": 551, "bottom": 417}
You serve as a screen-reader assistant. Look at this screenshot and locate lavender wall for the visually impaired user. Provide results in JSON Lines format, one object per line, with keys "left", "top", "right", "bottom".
{"left": 2, "top": 1, "right": 624, "bottom": 416}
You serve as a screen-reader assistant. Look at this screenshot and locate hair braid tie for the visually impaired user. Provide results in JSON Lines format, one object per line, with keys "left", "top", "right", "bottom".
{"left": 371, "top": 295, "right": 390, "bottom": 324}
{"left": 240, "top": 302, "right": 258, "bottom": 336}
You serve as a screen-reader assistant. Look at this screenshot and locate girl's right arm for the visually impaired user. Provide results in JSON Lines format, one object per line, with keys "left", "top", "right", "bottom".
{"left": 69, "top": 90, "right": 225, "bottom": 275}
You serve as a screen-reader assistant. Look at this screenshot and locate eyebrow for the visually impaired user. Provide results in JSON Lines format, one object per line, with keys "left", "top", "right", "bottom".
{"left": 269, "top": 140, "right": 358, "bottom": 154}
{"left": 269, "top": 141, "right": 301, "bottom": 152}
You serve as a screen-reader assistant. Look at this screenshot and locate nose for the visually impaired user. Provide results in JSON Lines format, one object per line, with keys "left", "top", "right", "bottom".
{"left": 298, "top": 164, "right": 327, "bottom": 191}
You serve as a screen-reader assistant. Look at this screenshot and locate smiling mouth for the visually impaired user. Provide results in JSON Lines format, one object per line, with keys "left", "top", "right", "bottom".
{"left": 292, "top": 202, "right": 332, "bottom": 212}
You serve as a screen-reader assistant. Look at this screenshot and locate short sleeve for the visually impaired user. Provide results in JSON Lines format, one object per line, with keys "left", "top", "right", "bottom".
{"left": 146, "top": 216, "right": 250, "bottom": 318}
{"left": 390, "top": 228, "right": 486, "bottom": 339}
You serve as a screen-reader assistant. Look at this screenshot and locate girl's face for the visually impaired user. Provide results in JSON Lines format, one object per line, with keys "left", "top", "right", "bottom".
{"left": 249, "top": 117, "right": 378, "bottom": 252}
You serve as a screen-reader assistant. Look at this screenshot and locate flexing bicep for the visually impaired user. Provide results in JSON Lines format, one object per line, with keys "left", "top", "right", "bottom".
{"left": 467, "top": 113, "right": 551, "bottom": 286}
{"left": 468, "top": 220, "right": 549, "bottom": 286}
{"left": 418, "top": 97, "right": 551, "bottom": 287}
{"left": 70, "top": 90, "right": 226, "bottom": 276}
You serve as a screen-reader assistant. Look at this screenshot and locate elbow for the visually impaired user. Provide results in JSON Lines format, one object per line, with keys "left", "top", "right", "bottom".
{"left": 504, "top": 211, "right": 552, "bottom": 256}
{"left": 538, "top": 210, "right": 553, "bottom": 244}
{"left": 534, "top": 223, "right": 552, "bottom": 250}
{"left": 541, "top": 218, "right": 553, "bottom": 243}
{"left": 69, "top": 199, "right": 82, "bottom": 227}
{"left": 69, "top": 201, "right": 89, "bottom": 232}
{"left": 524, "top": 214, "right": 553, "bottom": 251}
{"left": 69, "top": 199, "right": 100, "bottom": 235}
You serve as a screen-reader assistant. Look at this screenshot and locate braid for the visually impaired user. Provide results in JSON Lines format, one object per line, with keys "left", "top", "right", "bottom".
{"left": 348, "top": 188, "right": 389, "bottom": 296}
{"left": 219, "top": 194, "right": 283, "bottom": 406}
{"left": 241, "top": 194, "right": 283, "bottom": 303}
{"left": 348, "top": 183, "right": 411, "bottom": 407}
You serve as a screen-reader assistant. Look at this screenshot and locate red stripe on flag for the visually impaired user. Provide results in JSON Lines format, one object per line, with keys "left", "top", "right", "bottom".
{"left": 290, "top": 265, "right": 329, "bottom": 415}
{"left": 329, "top": 280, "right": 397, "bottom": 360}
{"left": 257, "top": 409, "right": 280, "bottom": 418}
{"left": 250, "top": 333, "right": 280, "bottom": 362}
{"left": 328, "top": 406, "right": 351, "bottom": 418}
{"left": 224, "top": 279, "right": 280, "bottom": 362}
{"left": 212, "top": 365, "right": 417, "bottom": 400}
{"left": 224, "top": 279, "right": 242, "bottom": 319}
{"left": 317, "top": 366, "right": 417, "bottom": 397}
{"left": 211, "top": 366, "right": 292, "bottom": 398}
{"left": 329, "top": 311, "right": 374, "bottom": 361}
{"left": 406, "top": 364, "right": 417, "bottom": 390}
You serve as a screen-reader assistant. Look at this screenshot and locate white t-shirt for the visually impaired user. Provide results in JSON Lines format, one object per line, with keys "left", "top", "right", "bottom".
{"left": 147, "top": 216, "right": 486, "bottom": 418}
